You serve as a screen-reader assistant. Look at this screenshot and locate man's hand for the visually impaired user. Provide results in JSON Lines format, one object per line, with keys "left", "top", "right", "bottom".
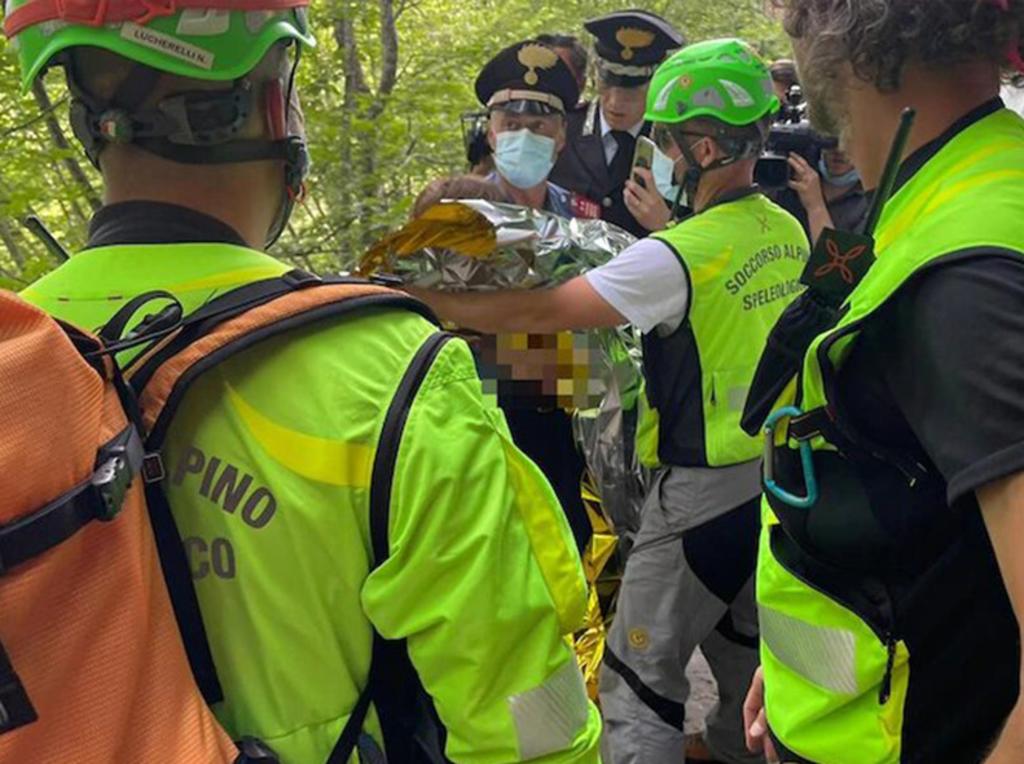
{"left": 787, "top": 152, "right": 837, "bottom": 244}
{"left": 787, "top": 153, "right": 826, "bottom": 214}
{"left": 624, "top": 168, "right": 672, "bottom": 232}
{"left": 743, "top": 667, "right": 780, "bottom": 763}
{"left": 979, "top": 471, "right": 1024, "bottom": 763}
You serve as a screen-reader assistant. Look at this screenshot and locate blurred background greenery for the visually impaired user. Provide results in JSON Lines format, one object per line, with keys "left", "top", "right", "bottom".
{"left": 0, "top": 0, "right": 787, "bottom": 286}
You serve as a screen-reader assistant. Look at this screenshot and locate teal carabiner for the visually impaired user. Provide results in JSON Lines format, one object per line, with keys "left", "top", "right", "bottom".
{"left": 763, "top": 405, "right": 819, "bottom": 509}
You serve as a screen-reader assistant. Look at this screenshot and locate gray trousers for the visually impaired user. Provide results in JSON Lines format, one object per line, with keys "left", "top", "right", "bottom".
{"left": 599, "top": 470, "right": 764, "bottom": 764}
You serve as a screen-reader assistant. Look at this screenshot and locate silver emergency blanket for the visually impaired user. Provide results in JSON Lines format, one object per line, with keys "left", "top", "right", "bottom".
{"left": 360, "top": 200, "right": 647, "bottom": 533}
{"left": 362, "top": 199, "right": 636, "bottom": 288}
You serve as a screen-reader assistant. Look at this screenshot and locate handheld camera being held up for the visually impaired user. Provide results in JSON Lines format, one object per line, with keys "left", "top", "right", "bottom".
{"left": 756, "top": 84, "right": 837, "bottom": 189}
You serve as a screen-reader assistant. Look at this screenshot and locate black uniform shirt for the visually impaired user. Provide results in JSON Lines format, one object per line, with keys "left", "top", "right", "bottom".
{"left": 834, "top": 98, "right": 1024, "bottom": 763}
{"left": 837, "top": 98, "right": 1024, "bottom": 504}
{"left": 770, "top": 183, "right": 870, "bottom": 240}
{"left": 550, "top": 102, "right": 653, "bottom": 237}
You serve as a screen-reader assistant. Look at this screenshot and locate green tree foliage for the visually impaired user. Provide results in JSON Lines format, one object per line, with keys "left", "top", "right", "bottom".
{"left": 0, "top": 0, "right": 785, "bottom": 283}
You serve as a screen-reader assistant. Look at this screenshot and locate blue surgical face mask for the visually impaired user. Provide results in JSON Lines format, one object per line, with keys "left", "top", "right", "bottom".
{"left": 494, "top": 129, "right": 557, "bottom": 189}
{"left": 652, "top": 144, "right": 683, "bottom": 203}
{"left": 818, "top": 155, "right": 860, "bottom": 188}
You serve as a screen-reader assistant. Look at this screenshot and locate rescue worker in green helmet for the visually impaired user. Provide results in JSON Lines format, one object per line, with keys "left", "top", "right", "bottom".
{"left": 742, "top": 1, "right": 1024, "bottom": 762}
{"left": 2, "top": 1, "right": 602, "bottom": 761}
{"left": 409, "top": 39, "right": 810, "bottom": 764}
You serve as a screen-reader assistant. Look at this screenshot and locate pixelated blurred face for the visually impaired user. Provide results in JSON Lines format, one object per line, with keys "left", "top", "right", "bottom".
{"left": 598, "top": 79, "right": 649, "bottom": 131}
{"left": 476, "top": 332, "right": 605, "bottom": 411}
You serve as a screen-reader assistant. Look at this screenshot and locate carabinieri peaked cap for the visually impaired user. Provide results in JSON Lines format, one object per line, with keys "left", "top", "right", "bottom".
{"left": 585, "top": 9, "right": 685, "bottom": 87}
{"left": 475, "top": 40, "right": 581, "bottom": 116}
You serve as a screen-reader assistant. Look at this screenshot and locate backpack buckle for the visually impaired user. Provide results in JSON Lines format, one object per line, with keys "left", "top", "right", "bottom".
{"left": 91, "top": 426, "right": 145, "bottom": 521}
{"left": 91, "top": 455, "right": 133, "bottom": 521}
{"left": 235, "top": 736, "right": 279, "bottom": 763}
{"left": 282, "top": 269, "right": 321, "bottom": 289}
{"left": 142, "top": 453, "right": 166, "bottom": 484}
{"left": 370, "top": 273, "right": 404, "bottom": 288}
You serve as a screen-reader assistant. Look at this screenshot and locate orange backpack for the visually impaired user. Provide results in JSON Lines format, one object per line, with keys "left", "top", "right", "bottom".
{"left": 0, "top": 271, "right": 430, "bottom": 763}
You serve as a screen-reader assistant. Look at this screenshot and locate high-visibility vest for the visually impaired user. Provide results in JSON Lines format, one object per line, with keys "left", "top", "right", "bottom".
{"left": 641, "top": 192, "right": 809, "bottom": 468}
{"left": 757, "top": 108, "right": 1024, "bottom": 763}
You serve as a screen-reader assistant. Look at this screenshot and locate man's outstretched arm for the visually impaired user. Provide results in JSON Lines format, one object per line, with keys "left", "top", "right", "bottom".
{"left": 407, "top": 275, "right": 627, "bottom": 334}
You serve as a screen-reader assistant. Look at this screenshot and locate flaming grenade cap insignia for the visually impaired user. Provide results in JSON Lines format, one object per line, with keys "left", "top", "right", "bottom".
{"left": 616, "top": 27, "right": 655, "bottom": 61}
{"left": 517, "top": 43, "right": 559, "bottom": 86}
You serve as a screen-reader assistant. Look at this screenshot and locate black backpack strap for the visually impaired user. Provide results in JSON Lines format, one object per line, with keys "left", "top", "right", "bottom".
{"left": 0, "top": 425, "right": 144, "bottom": 576}
{"left": 0, "top": 640, "right": 36, "bottom": 735}
{"left": 327, "top": 331, "right": 455, "bottom": 764}
{"left": 0, "top": 422, "right": 143, "bottom": 738}
{"left": 117, "top": 273, "right": 437, "bottom": 730}
{"left": 143, "top": 480, "right": 226, "bottom": 705}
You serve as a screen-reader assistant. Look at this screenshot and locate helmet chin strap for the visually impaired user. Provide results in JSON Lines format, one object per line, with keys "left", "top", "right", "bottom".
{"left": 264, "top": 45, "right": 306, "bottom": 247}
{"left": 673, "top": 132, "right": 761, "bottom": 215}
{"left": 674, "top": 139, "right": 708, "bottom": 216}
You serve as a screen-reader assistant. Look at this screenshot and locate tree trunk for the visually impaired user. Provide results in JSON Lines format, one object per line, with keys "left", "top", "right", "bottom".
{"left": 31, "top": 80, "right": 102, "bottom": 213}
{"left": 334, "top": 3, "right": 370, "bottom": 109}
{"left": 0, "top": 218, "right": 26, "bottom": 270}
{"left": 369, "top": 0, "right": 399, "bottom": 119}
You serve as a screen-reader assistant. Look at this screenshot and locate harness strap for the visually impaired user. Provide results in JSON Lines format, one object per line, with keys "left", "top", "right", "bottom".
{"left": 327, "top": 332, "right": 455, "bottom": 764}
{"left": 787, "top": 406, "right": 836, "bottom": 443}
{"left": 786, "top": 401, "right": 929, "bottom": 487}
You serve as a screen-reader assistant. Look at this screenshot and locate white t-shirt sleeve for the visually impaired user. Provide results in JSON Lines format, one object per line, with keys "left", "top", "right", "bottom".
{"left": 585, "top": 238, "right": 690, "bottom": 335}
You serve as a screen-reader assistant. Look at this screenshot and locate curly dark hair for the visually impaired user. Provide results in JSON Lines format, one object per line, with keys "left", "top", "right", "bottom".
{"left": 775, "top": 0, "right": 1024, "bottom": 91}
{"left": 536, "top": 33, "right": 589, "bottom": 90}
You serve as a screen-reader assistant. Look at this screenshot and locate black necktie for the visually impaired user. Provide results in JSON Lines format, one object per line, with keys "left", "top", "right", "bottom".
{"left": 608, "top": 130, "right": 636, "bottom": 185}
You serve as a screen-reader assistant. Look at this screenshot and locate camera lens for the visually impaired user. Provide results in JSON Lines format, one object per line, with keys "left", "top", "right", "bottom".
{"left": 755, "top": 156, "right": 790, "bottom": 189}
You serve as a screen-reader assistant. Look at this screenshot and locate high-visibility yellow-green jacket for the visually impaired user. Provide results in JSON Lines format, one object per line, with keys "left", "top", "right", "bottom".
{"left": 757, "top": 107, "right": 1024, "bottom": 763}
{"left": 23, "top": 235, "right": 601, "bottom": 763}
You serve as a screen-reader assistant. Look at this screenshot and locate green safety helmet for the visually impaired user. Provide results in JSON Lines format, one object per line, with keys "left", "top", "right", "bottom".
{"left": 4, "top": 1, "right": 315, "bottom": 93}
{"left": 644, "top": 38, "right": 779, "bottom": 127}
{"left": 3, "top": 0, "right": 316, "bottom": 246}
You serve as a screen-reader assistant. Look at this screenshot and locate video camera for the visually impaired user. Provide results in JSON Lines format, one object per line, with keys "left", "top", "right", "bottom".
{"left": 755, "top": 85, "right": 838, "bottom": 189}
{"left": 460, "top": 111, "right": 491, "bottom": 168}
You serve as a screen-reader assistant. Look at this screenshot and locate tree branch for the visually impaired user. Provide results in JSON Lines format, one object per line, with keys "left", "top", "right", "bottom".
{"left": 0, "top": 95, "right": 69, "bottom": 142}
{"left": 334, "top": 4, "right": 370, "bottom": 108}
{"left": 31, "top": 80, "right": 102, "bottom": 213}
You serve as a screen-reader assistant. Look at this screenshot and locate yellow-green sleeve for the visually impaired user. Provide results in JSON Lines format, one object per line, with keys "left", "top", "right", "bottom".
{"left": 361, "top": 338, "right": 602, "bottom": 763}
